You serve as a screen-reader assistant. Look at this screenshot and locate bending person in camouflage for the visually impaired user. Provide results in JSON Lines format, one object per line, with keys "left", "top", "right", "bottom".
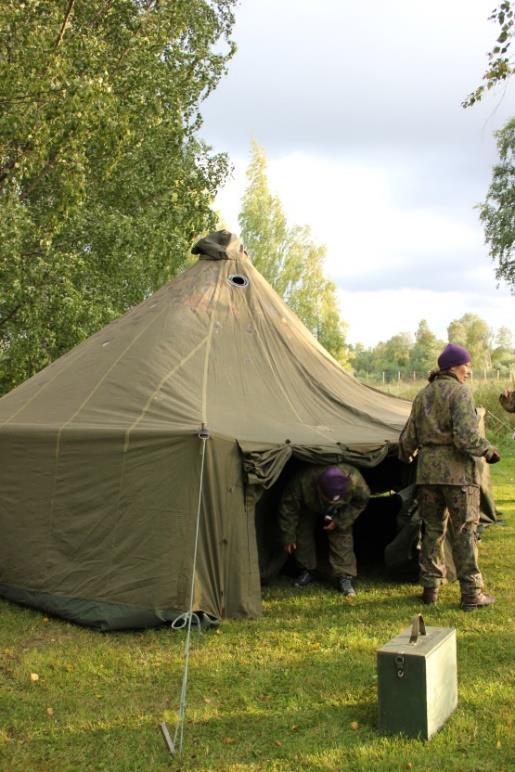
{"left": 499, "top": 389, "right": 515, "bottom": 414}
{"left": 399, "top": 343, "right": 500, "bottom": 611}
{"left": 278, "top": 464, "right": 370, "bottom": 596}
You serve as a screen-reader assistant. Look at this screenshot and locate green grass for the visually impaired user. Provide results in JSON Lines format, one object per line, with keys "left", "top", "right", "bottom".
{"left": 1, "top": 451, "right": 514, "bottom": 771}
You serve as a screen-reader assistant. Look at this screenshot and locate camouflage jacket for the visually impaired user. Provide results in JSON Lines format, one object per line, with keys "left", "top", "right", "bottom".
{"left": 499, "top": 390, "right": 515, "bottom": 414}
{"left": 278, "top": 463, "right": 370, "bottom": 544}
{"left": 398, "top": 373, "right": 492, "bottom": 486}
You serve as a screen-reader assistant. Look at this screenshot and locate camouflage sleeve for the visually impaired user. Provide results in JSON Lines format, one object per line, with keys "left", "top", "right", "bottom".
{"left": 398, "top": 413, "right": 418, "bottom": 463}
{"left": 278, "top": 479, "right": 301, "bottom": 544}
{"left": 451, "top": 388, "right": 491, "bottom": 457}
{"left": 335, "top": 471, "right": 370, "bottom": 530}
{"left": 499, "top": 390, "right": 515, "bottom": 414}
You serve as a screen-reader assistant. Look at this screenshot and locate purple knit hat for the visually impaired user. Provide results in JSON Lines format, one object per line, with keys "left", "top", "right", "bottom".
{"left": 437, "top": 343, "right": 471, "bottom": 370}
{"left": 318, "top": 467, "right": 349, "bottom": 502}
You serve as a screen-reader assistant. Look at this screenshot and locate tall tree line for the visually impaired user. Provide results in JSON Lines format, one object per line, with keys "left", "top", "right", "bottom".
{"left": 352, "top": 317, "right": 515, "bottom": 381}
{"left": 0, "top": 0, "right": 237, "bottom": 395}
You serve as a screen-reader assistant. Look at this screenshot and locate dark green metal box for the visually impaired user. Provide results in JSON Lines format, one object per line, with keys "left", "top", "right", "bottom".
{"left": 377, "top": 616, "right": 457, "bottom": 740}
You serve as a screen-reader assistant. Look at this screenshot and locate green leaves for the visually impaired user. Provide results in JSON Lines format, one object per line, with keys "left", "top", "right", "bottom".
{"left": 447, "top": 314, "right": 494, "bottom": 370}
{"left": 479, "top": 117, "right": 515, "bottom": 293}
{"left": 463, "top": 2, "right": 514, "bottom": 107}
{"left": 238, "top": 142, "right": 350, "bottom": 366}
{"left": 0, "top": 0, "right": 237, "bottom": 394}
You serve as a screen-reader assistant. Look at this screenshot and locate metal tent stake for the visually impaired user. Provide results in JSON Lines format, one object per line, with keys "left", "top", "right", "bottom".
{"left": 159, "top": 722, "right": 176, "bottom": 755}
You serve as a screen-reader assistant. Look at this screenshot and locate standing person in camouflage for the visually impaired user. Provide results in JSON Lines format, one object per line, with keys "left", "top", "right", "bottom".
{"left": 399, "top": 343, "right": 500, "bottom": 611}
{"left": 499, "top": 389, "right": 515, "bottom": 413}
{"left": 278, "top": 464, "right": 370, "bottom": 596}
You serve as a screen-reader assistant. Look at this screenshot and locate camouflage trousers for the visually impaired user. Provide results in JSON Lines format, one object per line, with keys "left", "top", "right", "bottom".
{"left": 417, "top": 484, "right": 483, "bottom": 593}
{"left": 295, "top": 509, "right": 357, "bottom": 577}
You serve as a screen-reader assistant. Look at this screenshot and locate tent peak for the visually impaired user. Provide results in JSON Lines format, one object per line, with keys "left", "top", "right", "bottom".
{"left": 192, "top": 230, "right": 247, "bottom": 261}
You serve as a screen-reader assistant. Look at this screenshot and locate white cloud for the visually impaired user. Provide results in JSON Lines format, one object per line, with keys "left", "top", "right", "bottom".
{"left": 266, "top": 153, "right": 482, "bottom": 280}
{"left": 203, "top": 1, "right": 515, "bottom": 350}
{"left": 339, "top": 287, "right": 515, "bottom": 348}
{"left": 212, "top": 151, "right": 514, "bottom": 347}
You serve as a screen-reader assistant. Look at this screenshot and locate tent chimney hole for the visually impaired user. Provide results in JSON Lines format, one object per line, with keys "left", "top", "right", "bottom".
{"left": 227, "top": 274, "right": 249, "bottom": 288}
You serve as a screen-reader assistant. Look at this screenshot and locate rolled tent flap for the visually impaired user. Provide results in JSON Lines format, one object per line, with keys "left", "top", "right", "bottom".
{"left": 239, "top": 440, "right": 392, "bottom": 491}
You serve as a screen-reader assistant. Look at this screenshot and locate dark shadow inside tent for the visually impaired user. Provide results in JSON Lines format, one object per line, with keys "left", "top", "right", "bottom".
{"left": 254, "top": 450, "right": 421, "bottom": 587}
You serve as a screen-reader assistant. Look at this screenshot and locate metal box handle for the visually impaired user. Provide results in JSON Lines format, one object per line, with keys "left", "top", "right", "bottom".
{"left": 409, "top": 613, "right": 427, "bottom": 644}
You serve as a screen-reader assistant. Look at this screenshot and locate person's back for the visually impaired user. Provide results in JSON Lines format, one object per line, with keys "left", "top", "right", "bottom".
{"left": 408, "top": 373, "right": 488, "bottom": 487}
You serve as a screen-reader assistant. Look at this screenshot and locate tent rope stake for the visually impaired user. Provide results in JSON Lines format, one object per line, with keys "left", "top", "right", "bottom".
{"left": 160, "top": 424, "right": 210, "bottom": 757}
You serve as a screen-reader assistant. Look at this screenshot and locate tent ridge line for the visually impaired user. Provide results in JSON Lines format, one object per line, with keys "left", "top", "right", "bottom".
{"left": 292, "top": 354, "right": 407, "bottom": 435}
{"left": 54, "top": 305, "right": 170, "bottom": 459}
{"left": 123, "top": 334, "right": 210, "bottom": 453}
{"left": 0, "top": 340, "right": 92, "bottom": 429}
{"left": 201, "top": 266, "right": 224, "bottom": 426}
{"left": 249, "top": 281, "right": 331, "bottom": 440}
{"left": 44, "top": 305, "right": 171, "bottom": 584}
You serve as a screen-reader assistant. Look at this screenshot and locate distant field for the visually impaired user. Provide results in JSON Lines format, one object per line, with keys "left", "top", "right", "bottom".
{"left": 365, "top": 378, "right": 515, "bottom": 444}
{"left": 0, "top": 449, "right": 514, "bottom": 770}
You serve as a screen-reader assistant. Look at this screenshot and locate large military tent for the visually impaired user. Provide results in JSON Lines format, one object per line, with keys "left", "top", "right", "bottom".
{"left": 0, "top": 231, "right": 429, "bottom": 629}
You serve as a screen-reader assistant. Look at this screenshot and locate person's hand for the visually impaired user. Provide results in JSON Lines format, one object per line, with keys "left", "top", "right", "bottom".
{"left": 499, "top": 389, "right": 515, "bottom": 413}
{"left": 323, "top": 520, "right": 337, "bottom": 531}
{"left": 283, "top": 543, "right": 296, "bottom": 554}
{"left": 485, "top": 447, "right": 501, "bottom": 464}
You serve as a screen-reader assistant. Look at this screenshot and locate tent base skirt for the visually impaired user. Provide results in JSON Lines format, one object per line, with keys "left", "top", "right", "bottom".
{"left": 0, "top": 583, "right": 219, "bottom": 631}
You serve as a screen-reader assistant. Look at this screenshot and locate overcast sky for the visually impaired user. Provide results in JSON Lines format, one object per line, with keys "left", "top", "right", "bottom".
{"left": 199, "top": 0, "right": 514, "bottom": 348}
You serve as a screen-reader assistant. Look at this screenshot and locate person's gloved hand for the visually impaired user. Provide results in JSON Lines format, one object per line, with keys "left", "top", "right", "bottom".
{"left": 485, "top": 448, "right": 501, "bottom": 464}
{"left": 499, "top": 389, "right": 515, "bottom": 413}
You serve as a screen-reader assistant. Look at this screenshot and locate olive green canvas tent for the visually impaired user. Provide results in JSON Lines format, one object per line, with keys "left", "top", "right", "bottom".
{"left": 0, "top": 231, "right": 427, "bottom": 630}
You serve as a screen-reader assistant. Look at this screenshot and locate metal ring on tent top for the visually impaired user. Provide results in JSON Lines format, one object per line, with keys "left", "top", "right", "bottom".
{"left": 227, "top": 274, "right": 249, "bottom": 288}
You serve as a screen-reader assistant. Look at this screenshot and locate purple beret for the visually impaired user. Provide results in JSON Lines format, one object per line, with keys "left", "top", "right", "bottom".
{"left": 318, "top": 466, "right": 349, "bottom": 501}
{"left": 437, "top": 343, "right": 471, "bottom": 371}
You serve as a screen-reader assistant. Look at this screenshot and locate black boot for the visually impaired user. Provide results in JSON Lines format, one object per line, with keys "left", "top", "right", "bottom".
{"left": 421, "top": 587, "right": 438, "bottom": 605}
{"left": 337, "top": 575, "right": 356, "bottom": 596}
{"left": 294, "top": 569, "right": 315, "bottom": 588}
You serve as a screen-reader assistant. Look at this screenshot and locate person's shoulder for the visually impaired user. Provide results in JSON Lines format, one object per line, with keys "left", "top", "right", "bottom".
{"left": 339, "top": 463, "right": 367, "bottom": 484}
{"left": 412, "top": 378, "right": 446, "bottom": 404}
{"left": 412, "top": 381, "right": 432, "bottom": 401}
{"left": 436, "top": 373, "right": 459, "bottom": 387}
{"left": 337, "top": 461, "right": 357, "bottom": 474}
{"left": 448, "top": 383, "right": 476, "bottom": 413}
{"left": 435, "top": 375, "right": 468, "bottom": 397}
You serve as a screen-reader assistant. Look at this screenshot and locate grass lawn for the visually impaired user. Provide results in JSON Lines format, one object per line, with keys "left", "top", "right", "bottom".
{"left": 1, "top": 448, "right": 514, "bottom": 771}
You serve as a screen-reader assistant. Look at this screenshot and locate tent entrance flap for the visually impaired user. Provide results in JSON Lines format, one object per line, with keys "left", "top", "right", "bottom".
{"left": 246, "top": 442, "right": 419, "bottom": 582}
{"left": 239, "top": 440, "right": 397, "bottom": 493}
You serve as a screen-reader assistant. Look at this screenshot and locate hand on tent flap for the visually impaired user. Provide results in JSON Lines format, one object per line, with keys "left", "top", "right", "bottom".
{"left": 284, "top": 543, "right": 296, "bottom": 554}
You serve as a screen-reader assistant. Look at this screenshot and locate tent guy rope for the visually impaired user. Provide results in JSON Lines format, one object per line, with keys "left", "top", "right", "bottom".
{"left": 486, "top": 409, "right": 515, "bottom": 439}
{"left": 159, "top": 423, "right": 210, "bottom": 757}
